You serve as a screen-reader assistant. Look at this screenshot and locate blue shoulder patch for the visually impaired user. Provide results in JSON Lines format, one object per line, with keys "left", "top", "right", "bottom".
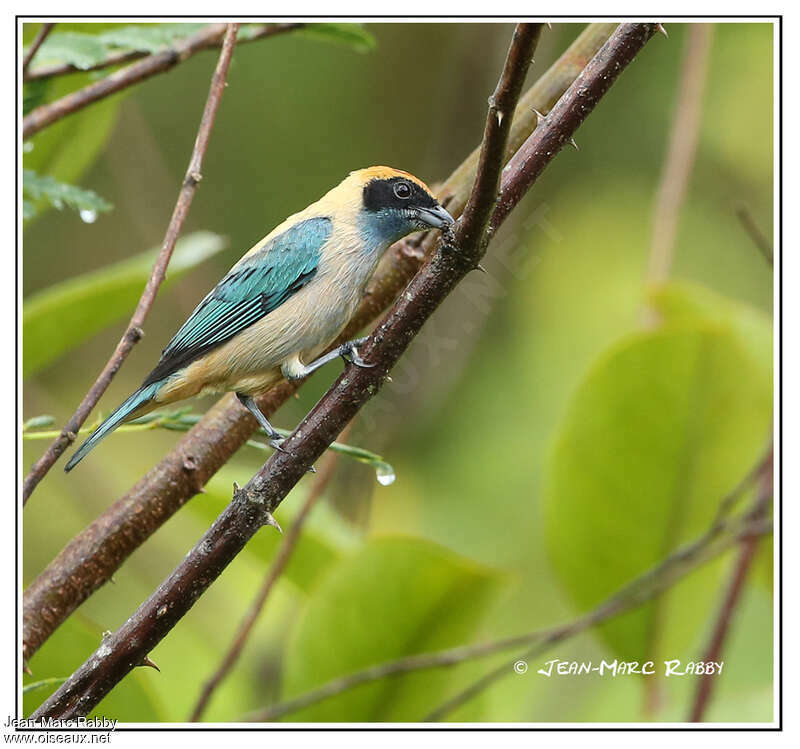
{"left": 143, "top": 217, "right": 331, "bottom": 385}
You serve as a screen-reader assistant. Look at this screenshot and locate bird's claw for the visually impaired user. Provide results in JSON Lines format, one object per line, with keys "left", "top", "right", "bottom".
{"left": 342, "top": 339, "right": 375, "bottom": 369}
{"left": 269, "top": 437, "right": 290, "bottom": 454}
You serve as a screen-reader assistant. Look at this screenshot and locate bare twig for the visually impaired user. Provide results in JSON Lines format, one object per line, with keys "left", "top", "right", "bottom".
{"left": 647, "top": 24, "right": 714, "bottom": 283}
{"left": 23, "top": 23, "right": 617, "bottom": 665}
{"left": 21, "top": 24, "right": 240, "bottom": 505}
{"left": 735, "top": 203, "right": 774, "bottom": 266}
{"left": 689, "top": 452, "right": 773, "bottom": 722}
{"left": 22, "top": 23, "right": 55, "bottom": 76}
{"left": 189, "top": 426, "right": 350, "bottom": 721}
{"left": 246, "top": 507, "right": 771, "bottom": 721}
{"left": 30, "top": 22, "right": 546, "bottom": 720}
{"left": 24, "top": 23, "right": 302, "bottom": 82}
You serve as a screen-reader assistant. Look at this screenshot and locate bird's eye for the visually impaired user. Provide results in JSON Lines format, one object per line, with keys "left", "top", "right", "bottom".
{"left": 393, "top": 181, "right": 412, "bottom": 199}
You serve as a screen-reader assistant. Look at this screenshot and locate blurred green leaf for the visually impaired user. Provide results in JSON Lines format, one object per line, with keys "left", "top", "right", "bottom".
{"left": 298, "top": 23, "right": 377, "bottom": 53}
{"left": 32, "top": 31, "right": 109, "bottom": 70}
{"left": 23, "top": 72, "right": 121, "bottom": 224}
{"left": 23, "top": 231, "right": 226, "bottom": 378}
{"left": 23, "top": 414, "right": 56, "bottom": 430}
{"left": 24, "top": 612, "right": 164, "bottom": 720}
{"left": 98, "top": 24, "right": 206, "bottom": 54}
{"left": 23, "top": 169, "right": 113, "bottom": 222}
{"left": 281, "top": 536, "right": 500, "bottom": 721}
{"left": 22, "top": 677, "right": 68, "bottom": 694}
{"left": 197, "top": 469, "right": 361, "bottom": 593}
{"left": 543, "top": 289, "right": 772, "bottom": 664}
{"left": 648, "top": 280, "right": 772, "bottom": 379}
{"left": 28, "top": 24, "right": 208, "bottom": 71}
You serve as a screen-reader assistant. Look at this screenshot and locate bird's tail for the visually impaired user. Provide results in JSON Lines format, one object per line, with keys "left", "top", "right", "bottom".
{"left": 64, "top": 382, "right": 161, "bottom": 472}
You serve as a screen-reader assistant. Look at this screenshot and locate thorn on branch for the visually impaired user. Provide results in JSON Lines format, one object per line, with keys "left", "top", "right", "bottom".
{"left": 139, "top": 655, "right": 160, "bottom": 672}
{"left": 264, "top": 513, "right": 282, "bottom": 534}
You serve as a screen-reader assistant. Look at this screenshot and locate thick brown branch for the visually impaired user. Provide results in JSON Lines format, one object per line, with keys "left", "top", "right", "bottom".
{"left": 23, "top": 23, "right": 302, "bottom": 82}
{"left": 189, "top": 431, "right": 348, "bottom": 721}
{"left": 22, "top": 23, "right": 55, "bottom": 75}
{"left": 31, "top": 22, "right": 543, "bottom": 720}
{"left": 491, "top": 23, "right": 659, "bottom": 230}
{"left": 248, "top": 510, "right": 771, "bottom": 722}
{"left": 21, "top": 25, "right": 240, "bottom": 506}
{"left": 22, "top": 23, "right": 616, "bottom": 665}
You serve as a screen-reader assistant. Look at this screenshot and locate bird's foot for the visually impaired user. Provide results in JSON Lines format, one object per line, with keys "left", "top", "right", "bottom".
{"left": 269, "top": 437, "right": 290, "bottom": 454}
{"left": 341, "top": 337, "right": 375, "bottom": 369}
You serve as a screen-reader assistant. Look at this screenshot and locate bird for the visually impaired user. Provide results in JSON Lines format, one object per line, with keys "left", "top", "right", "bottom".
{"left": 64, "top": 166, "right": 454, "bottom": 471}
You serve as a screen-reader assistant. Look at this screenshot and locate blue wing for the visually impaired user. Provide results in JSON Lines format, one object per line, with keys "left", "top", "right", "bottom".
{"left": 143, "top": 216, "right": 331, "bottom": 385}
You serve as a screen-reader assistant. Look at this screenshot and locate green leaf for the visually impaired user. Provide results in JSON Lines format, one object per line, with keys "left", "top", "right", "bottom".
{"left": 98, "top": 23, "right": 207, "bottom": 54}
{"left": 33, "top": 31, "right": 109, "bottom": 70}
{"left": 196, "top": 469, "right": 361, "bottom": 593}
{"left": 23, "top": 169, "right": 112, "bottom": 222}
{"left": 543, "top": 293, "right": 772, "bottom": 664}
{"left": 298, "top": 23, "right": 377, "bottom": 53}
{"left": 22, "top": 677, "right": 68, "bottom": 695}
{"left": 23, "top": 231, "right": 226, "bottom": 378}
{"left": 23, "top": 72, "right": 121, "bottom": 224}
{"left": 648, "top": 279, "right": 773, "bottom": 383}
{"left": 281, "top": 537, "right": 500, "bottom": 721}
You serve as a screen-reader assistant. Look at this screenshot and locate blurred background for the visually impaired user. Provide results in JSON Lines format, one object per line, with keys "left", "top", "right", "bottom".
{"left": 21, "top": 22, "right": 774, "bottom": 723}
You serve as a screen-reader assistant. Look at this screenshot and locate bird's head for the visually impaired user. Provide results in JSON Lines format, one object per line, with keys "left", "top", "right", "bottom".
{"left": 346, "top": 166, "right": 454, "bottom": 246}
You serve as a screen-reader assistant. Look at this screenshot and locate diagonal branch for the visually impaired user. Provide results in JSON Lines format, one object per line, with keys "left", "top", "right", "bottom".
{"left": 246, "top": 508, "right": 771, "bottom": 722}
{"left": 22, "top": 23, "right": 617, "bottom": 666}
{"left": 22, "top": 23, "right": 55, "bottom": 75}
{"left": 189, "top": 425, "right": 350, "bottom": 721}
{"left": 30, "top": 21, "right": 548, "bottom": 720}
{"left": 21, "top": 24, "right": 240, "bottom": 505}
{"left": 31, "top": 22, "right": 662, "bottom": 721}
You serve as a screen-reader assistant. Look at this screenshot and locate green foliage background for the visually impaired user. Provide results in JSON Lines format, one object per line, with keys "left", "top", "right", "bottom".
{"left": 22, "top": 22, "right": 774, "bottom": 723}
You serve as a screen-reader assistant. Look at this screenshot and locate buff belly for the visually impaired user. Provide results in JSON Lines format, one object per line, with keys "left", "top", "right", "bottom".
{"left": 153, "top": 271, "right": 363, "bottom": 405}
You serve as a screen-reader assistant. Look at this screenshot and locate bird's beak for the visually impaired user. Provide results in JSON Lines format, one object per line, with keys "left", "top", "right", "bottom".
{"left": 415, "top": 204, "right": 455, "bottom": 229}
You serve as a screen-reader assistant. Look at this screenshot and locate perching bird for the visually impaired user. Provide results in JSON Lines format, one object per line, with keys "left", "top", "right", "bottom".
{"left": 64, "top": 166, "right": 454, "bottom": 471}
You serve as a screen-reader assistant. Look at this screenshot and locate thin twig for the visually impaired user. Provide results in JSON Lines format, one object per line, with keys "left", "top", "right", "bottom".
{"left": 30, "top": 22, "right": 547, "bottom": 720}
{"left": 22, "top": 23, "right": 617, "bottom": 666}
{"left": 22, "top": 23, "right": 55, "bottom": 76}
{"left": 689, "top": 452, "right": 773, "bottom": 722}
{"left": 647, "top": 24, "right": 714, "bottom": 283}
{"left": 246, "top": 509, "right": 771, "bottom": 722}
{"left": 23, "top": 23, "right": 302, "bottom": 82}
{"left": 735, "top": 203, "right": 774, "bottom": 266}
{"left": 189, "top": 426, "right": 350, "bottom": 721}
{"left": 21, "top": 24, "right": 240, "bottom": 505}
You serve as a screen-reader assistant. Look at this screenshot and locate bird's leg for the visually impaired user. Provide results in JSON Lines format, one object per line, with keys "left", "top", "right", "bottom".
{"left": 236, "top": 393, "right": 288, "bottom": 453}
{"left": 281, "top": 337, "right": 375, "bottom": 381}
